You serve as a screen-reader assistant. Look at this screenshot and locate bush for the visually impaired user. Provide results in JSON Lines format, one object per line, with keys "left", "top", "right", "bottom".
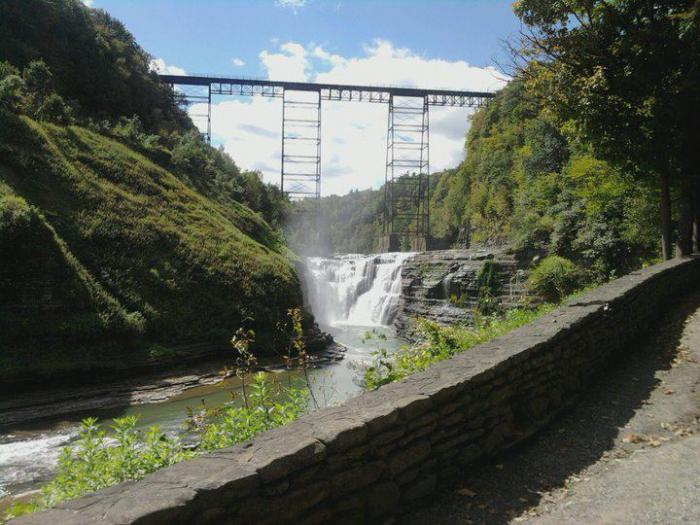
{"left": 476, "top": 260, "right": 501, "bottom": 314}
{"left": 527, "top": 255, "right": 583, "bottom": 302}
{"left": 0, "top": 193, "right": 34, "bottom": 236}
{"left": 0, "top": 74, "right": 24, "bottom": 112}
{"left": 3, "top": 417, "right": 193, "bottom": 521}
{"left": 361, "top": 305, "right": 555, "bottom": 390}
{"left": 194, "top": 372, "right": 308, "bottom": 451}
{"left": 35, "top": 92, "right": 73, "bottom": 124}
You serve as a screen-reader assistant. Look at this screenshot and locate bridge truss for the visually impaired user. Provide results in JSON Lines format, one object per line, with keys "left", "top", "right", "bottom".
{"left": 161, "top": 74, "right": 494, "bottom": 250}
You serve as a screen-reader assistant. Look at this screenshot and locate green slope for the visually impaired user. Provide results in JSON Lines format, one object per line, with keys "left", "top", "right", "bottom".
{"left": 0, "top": 113, "right": 302, "bottom": 386}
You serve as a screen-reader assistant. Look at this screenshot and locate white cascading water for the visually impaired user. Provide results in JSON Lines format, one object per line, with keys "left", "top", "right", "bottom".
{"left": 302, "top": 253, "right": 414, "bottom": 327}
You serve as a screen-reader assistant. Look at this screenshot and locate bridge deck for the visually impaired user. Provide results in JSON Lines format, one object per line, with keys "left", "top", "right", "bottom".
{"left": 158, "top": 74, "right": 495, "bottom": 106}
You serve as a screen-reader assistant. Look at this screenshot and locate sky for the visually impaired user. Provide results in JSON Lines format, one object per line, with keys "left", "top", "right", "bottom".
{"left": 86, "top": 0, "right": 521, "bottom": 196}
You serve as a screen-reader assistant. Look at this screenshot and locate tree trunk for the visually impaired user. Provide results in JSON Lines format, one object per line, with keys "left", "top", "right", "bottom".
{"left": 678, "top": 177, "right": 693, "bottom": 257}
{"left": 660, "top": 171, "right": 673, "bottom": 260}
{"left": 694, "top": 177, "right": 700, "bottom": 254}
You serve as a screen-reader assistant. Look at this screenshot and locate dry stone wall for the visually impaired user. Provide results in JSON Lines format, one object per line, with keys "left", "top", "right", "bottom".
{"left": 12, "top": 257, "right": 700, "bottom": 525}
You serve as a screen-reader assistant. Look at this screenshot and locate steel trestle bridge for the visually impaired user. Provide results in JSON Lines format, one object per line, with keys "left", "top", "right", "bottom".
{"left": 159, "top": 74, "right": 494, "bottom": 250}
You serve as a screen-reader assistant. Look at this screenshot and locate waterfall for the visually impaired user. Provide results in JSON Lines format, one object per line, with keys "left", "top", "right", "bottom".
{"left": 302, "top": 253, "right": 414, "bottom": 327}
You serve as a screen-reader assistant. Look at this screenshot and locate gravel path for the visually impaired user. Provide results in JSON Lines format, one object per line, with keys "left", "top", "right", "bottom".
{"left": 406, "top": 289, "right": 700, "bottom": 525}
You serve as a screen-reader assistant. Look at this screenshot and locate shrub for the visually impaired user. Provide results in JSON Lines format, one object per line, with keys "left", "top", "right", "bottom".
{"left": 3, "top": 417, "right": 193, "bottom": 521}
{"left": 0, "top": 74, "right": 25, "bottom": 112}
{"left": 0, "top": 193, "right": 34, "bottom": 236}
{"left": 35, "top": 92, "right": 73, "bottom": 124}
{"left": 193, "top": 372, "right": 308, "bottom": 451}
{"left": 361, "top": 305, "right": 555, "bottom": 390}
{"left": 476, "top": 260, "right": 501, "bottom": 314}
{"left": 527, "top": 255, "right": 583, "bottom": 302}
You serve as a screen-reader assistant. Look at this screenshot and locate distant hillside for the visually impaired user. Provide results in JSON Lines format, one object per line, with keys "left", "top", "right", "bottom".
{"left": 0, "top": 113, "right": 302, "bottom": 389}
{"left": 287, "top": 171, "right": 449, "bottom": 255}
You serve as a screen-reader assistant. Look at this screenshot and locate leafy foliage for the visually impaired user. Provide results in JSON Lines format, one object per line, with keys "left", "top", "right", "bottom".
{"left": 513, "top": 0, "right": 700, "bottom": 257}
{"left": 0, "top": 57, "right": 289, "bottom": 229}
{"left": 527, "top": 256, "right": 584, "bottom": 303}
{"left": 433, "top": 81, "right": 660, "bottom": 280}
{"left": 476, "top": 260, "right": 501, "bottom": 314}
{"left": 194, "top": 372, "right": 308, "bottom": 450}
{"left": 0, "top": 0, "right": 188, "bottom": 133}
{"left": 360, "top": 305, "right": 554, "bottom": 390}
{"left": 3, "top": 417, "right": 193, "bottom": 521}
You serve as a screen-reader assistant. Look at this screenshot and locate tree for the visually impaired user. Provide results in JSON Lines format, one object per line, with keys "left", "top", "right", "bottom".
{"left": 0, "top": 62, "right": 25, "bottom": 112}
{"left": 0, "top": 0, "right": 191, "bottom": 133}
{"left": 36, "top": 92, "right": 73, "bottom": 124}
{"left": 513, "top": 0, "right": 700, "bottom": 259}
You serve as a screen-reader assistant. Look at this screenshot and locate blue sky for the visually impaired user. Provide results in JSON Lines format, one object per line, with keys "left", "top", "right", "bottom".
{"left": 93, "top": 0, "right": 520, "bottom": 77}
{"left": 88, "top": 0, "right": 521, "bottom": 195}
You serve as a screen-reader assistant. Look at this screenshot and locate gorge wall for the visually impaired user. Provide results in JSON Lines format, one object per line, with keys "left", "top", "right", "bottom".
{"left": 394, "top": 248, "right": 530, "bottom": 336}
{"left": 13, "top": 256, "right": 700, "bottom": 525}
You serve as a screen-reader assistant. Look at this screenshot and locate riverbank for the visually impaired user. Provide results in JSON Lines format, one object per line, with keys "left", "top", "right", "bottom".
{"left": 0, "top": 341, "right": 346, "bottom": 430}
{"left": 0, "top": 325, "right": 392, "bottom": 502}
{"left": 0, "top": 321, "right": 334, "bottom": 396}
{"left": 0, "top": 359, "right": 233, "bottom": 430}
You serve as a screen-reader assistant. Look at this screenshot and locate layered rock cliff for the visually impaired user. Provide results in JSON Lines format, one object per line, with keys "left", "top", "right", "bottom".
{"left": 394, "top": 248, "right": 530, "bottom": 336}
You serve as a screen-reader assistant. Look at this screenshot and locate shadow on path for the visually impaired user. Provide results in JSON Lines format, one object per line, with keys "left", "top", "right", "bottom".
{"left": 406, "top": 289, "right": 700, "bottom": 525}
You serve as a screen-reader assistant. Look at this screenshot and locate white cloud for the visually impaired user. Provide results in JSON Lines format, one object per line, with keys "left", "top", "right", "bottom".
{"left": 313, "top": 39, "right": 506, "bottom": 92}
{"left": 149, "top": 58, "right": 186, "bottom": 75}
{"left": 276, "top": 0, "right": 308, "bottom": 8}
{"left": 231, "top": 58, "right": 246, "bottom": 67}
{"left": 80, "top": 0, "right": 94, "bottom": 6}
{"left": 259, "top": 42, "right": 310, "bottom": 81}
{"left": 199, "top": 40, "right": 508, "bottom": 196}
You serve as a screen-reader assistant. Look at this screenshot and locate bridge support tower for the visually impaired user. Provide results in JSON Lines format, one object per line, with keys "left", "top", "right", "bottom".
{"left": 169, "top": 83, "right": 211, "bottom": 144}
{"left": 382, "top": 94, "right": 430, "bottom": 252}
{"left": 281, "top": 89, "right": 322, "bottom": 200}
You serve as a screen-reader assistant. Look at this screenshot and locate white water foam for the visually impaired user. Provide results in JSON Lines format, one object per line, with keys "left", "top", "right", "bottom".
{"left": 302, "top": 252, "right": 414, "bottom": 327}
{"left": 0, "top": 429, "right": 78, "bottom": 491}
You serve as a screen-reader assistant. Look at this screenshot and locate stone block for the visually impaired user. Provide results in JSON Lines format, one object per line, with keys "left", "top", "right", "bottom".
{"left": 331, "top": 462, "right": 385, "bottom": 499}
{"left": 388, "top": 440, "right": 431, "bottom": 475}
{"left": 402, "top": 474, "right": 437, "bottom": 501}
{"left": 366, "top": 481, "right": 401, "bottom": 518}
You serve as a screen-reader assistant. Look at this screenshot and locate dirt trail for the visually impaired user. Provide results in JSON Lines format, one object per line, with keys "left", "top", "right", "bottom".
{"left": 406, "top": 290, "right": 700, "bottom": 525}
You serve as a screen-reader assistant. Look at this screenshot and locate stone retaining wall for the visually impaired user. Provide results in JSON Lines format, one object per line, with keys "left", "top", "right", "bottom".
{"left": 13, "top": 257, "right": 700, "bottom": 525}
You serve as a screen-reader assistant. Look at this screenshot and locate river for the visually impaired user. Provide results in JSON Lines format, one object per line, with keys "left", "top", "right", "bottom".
{"left": 0, "top": 253, "right": 413, "bottom": 499}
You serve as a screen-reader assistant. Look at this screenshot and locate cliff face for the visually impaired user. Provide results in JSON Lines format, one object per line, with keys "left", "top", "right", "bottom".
{"left": 394, "top": 248, "right": 530, "bottom": 337}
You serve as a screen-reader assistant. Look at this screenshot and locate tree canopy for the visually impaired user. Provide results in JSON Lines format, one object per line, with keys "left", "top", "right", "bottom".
{"left": 513, "top": 0, "right": 700, "bottom": 258}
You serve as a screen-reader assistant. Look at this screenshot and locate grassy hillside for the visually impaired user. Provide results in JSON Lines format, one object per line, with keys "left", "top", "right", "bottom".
{"left": 0, "top": 112, "right": 301, "bottom": 386}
